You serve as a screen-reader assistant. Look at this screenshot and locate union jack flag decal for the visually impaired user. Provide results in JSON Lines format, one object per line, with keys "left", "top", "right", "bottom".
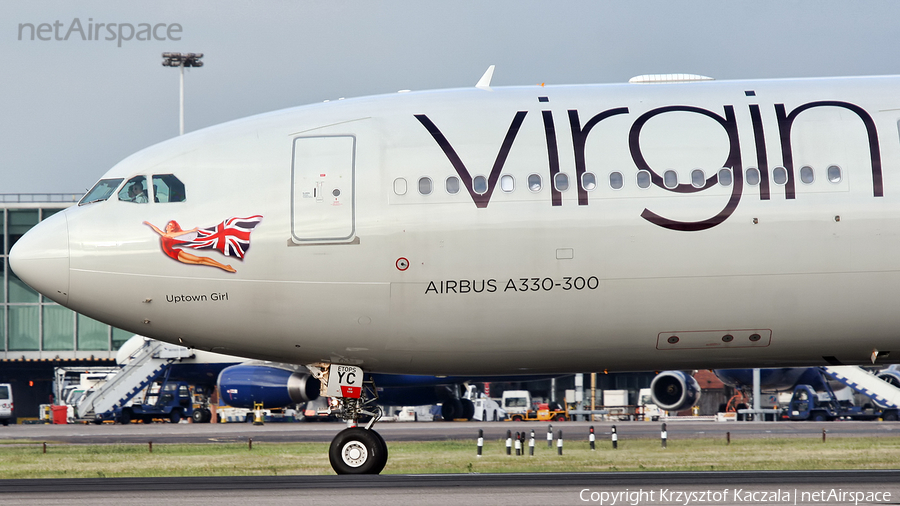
{"left": 182, "top": 215, "right": 263, "bottom": 259}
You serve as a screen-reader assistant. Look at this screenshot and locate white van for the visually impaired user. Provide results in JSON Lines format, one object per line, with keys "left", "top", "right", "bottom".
{"left": 0, "top": 384, "right": 14, "bottom": 425}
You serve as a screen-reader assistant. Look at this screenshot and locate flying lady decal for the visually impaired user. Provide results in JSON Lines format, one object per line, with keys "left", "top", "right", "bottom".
{"left": 144, "top": 216, "right": 263, "bottom": 273}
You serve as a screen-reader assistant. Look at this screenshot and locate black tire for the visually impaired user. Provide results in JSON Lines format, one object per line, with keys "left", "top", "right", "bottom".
{"left": 461, "top": 399, "right": 475, "bottom": 420}
{"left": 370, "top": 429, "right": 388, "bottom": 474}
{"left": 555, "top": 414, "right": 567, "bottom": 422}
{"left": 329, "top": 428, "right": 387, "bottom": 475}
{"left": 170, "top": 409, "right": 182, "bottom": 424}
{"left": 482, "top": 411, "right": 487, "bottom": 422}
{"left": 492, "top": 411, "right": 498, "bottom": 422}
{"left": 192, "top": 409, "right": 205, "bottom": 423}
{"left": 441, "top": 399, "right": 463, "bottom": 421}
{"left": 512, "top": 414, "right": 524, "bottom": 422}
{"left": 245, "top": 414, "right": 254, "bottom": 423}
{"left": 810, "top": 411, "right": 828, "bottom": 422}
{"left": 883, "top": 411, "right": 899, "bottom": 421}
{"left": 202, "top": 408, "right": 212, "bottom": 423}
{"left": 119, "top": 409, "right": 132, "bottom": 425}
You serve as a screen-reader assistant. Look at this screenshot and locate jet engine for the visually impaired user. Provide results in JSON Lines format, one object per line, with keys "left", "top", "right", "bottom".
{"left": 876, "top": 368, "right": 900, "bottom": 388}
{"left": 217, "top": 364, "right": 320, "bottom": 409}
{"left": 650, "top": 370, "right": 701, "bottom": 411}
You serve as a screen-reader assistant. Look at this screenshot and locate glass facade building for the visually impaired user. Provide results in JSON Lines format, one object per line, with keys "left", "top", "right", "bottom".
{"left": 1, "top": 197, "right": 128, "bottom": 360}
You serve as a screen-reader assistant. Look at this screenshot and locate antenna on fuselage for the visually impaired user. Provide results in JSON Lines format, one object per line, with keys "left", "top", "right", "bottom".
{"left": 475, "top": 65, "right": 495, "bottom": 90}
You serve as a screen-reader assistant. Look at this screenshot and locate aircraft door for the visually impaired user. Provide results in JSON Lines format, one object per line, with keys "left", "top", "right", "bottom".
{"left": 291, "top": 135, "right": 356, "bottom": 243}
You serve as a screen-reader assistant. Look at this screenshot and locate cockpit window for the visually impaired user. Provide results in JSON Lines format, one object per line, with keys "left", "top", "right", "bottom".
{"left": 152, "top": 174, "right": 186, "bottom": 203}
{"left": 118, "top": 176, "right": 149, "bottom": 203}
{"left": 79, "top": 178, "right": 124, "bottom": 206}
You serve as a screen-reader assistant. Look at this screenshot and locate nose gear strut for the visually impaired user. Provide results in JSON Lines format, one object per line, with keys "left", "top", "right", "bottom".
{"left": 307, "top": 363, "right": 388, "bottom": 474}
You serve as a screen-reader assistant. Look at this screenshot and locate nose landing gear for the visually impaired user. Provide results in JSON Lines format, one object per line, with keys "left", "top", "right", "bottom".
{"left": 307, "top": 363, "right": 388, "bottom": 475}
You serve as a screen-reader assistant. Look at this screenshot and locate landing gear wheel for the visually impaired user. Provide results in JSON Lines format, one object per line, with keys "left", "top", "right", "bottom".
{"left": 441, "top": 399, "right": 463, "bottom": 421}
{"left": 370, "top": 429, "right": 388, "bottom": 474}
{"left": 461, "top": 398, "right": 475, "bottom": 420}
{"left": 329, "top": 427, "right": 388, "bottom": 475}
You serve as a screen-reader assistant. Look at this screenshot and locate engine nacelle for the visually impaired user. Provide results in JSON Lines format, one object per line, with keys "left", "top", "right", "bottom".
{"left": 877, "top": 370, "right": 900, "bottom": 388}
{"left": 217, "top": 364, "right": 320, "bottom": 409}
{"left": 650, "top": 371, "right": 702, "bottom": 411}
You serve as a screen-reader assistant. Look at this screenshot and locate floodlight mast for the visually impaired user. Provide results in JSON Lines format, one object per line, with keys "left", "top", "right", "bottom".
{"left": 162, "top": 52, "right": 204, "bottom": 135}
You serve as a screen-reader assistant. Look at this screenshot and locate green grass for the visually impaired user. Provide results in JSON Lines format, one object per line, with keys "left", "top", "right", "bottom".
{"left": 0, "top": 437, "right": 899, "bottom": 478}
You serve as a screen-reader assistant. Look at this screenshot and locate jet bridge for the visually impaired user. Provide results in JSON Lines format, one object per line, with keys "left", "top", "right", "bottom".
{"left": 76, "top": 338, "right": 195, "bottom": 422}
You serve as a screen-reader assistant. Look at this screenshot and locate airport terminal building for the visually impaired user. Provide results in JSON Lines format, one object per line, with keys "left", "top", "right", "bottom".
{"left": 1, "top": 195, "right": 122, "bottom": 416}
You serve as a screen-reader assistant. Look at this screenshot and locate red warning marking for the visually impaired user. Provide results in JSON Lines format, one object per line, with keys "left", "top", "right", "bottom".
{"left": 341, "top": 386, "right": 361, "bottom": 398}
{"left": 396, "top": 257, "right": 409, "bottom": 271}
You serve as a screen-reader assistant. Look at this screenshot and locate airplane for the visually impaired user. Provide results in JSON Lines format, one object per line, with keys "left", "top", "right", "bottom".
{"left": 650, "top": 366, "right": 900, "bottom": 415}
{"left": 647, "top": 368, "right": 835, "bottom": 413}
{"left": 11, "top": 67, "right": 900, "bottom": 473}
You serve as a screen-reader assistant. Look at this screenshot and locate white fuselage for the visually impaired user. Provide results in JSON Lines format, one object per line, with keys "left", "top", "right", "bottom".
{"left": 12, "top": 75, "right": 900, "bottom": 375}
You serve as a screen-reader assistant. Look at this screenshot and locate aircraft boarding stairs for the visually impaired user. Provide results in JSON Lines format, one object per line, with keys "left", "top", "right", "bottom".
{"left": 821, "top": 366, "right": 900, "bottom": 409}
{"left": 77, "top": 338, "right": 195, "bottom": 421}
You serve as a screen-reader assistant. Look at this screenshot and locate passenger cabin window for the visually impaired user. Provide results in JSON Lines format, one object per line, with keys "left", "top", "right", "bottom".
{"left": 500, "top": 174, "right": 515, "bottom": 193}
{"left": 79, "top": 178, "right": 124, "bottom": 205}
{"left": 663, "top": 170, "right": 678, "bottom": 189}
{"left": 691, "top": 169, "right": 705, "bottom": 188}
{"left": 718, "top": 168, "right": 732, "bottom": 186}
{"left": 583, "top": 172, "right": 598, "bottom": 191}
{"left": 152, "top": 174, "right": 186, "bottom": 203}
{"left": 118, "top": 176, "right": 149, "bottom": 203}
{"left": 773, "top": 166, "right": 788, "bottom": 185}
{"left": 800, "top": 166, "right": 814, "bottom": 184}
{"left": 446, "top": 176, "right": 460, "bottom": 194}
{"left": 418, "top": 177, "right": 433, "bottom": 195}
{"left": 554, "top": 173, "right": 569, "bottom": 192}
{"left": 608, "top": 172, "right": 623, "bottom": 190}
{"left": 473, "top": 175, "right": 488, "bottom": 195}
{"left": 636, "top": 170, "right": 651, "bottom": 189}
{"left": 527, "top": 174, "right": 542, "bottom": 192}
{"left": 746, "top": 168, "right": 760, "bottom": 186}
{"left": 827, "top": 165, "right": 842, "bottom": 183}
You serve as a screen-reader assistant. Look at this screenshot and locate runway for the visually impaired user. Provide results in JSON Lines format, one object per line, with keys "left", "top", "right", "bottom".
{"left": 1, "top": 419, "right": 898, "bottom": 444}
{"left": 0, "top": 471, "right": 898, "bottom": 505}
{"left": 1, "top": 421, "right": 898, "bottom": 505}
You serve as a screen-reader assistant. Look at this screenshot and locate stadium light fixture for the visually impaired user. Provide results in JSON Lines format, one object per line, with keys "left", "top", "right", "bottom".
{"left": 162, "top": 53, "right": 204, "bottom": 135}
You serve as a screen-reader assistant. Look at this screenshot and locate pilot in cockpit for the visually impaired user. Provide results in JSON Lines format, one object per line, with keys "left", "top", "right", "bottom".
{"left": 127, "top": 180, "right": 148, "bottom": 203}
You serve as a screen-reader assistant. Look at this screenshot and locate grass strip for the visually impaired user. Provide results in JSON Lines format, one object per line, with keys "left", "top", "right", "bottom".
{"left": 0, "top": 437, "right": 898, "bottom": 478}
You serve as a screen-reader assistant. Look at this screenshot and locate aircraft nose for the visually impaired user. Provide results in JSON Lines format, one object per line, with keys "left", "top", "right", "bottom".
{"left": 9, "top": 211, "right": 70, "bottom": 305}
